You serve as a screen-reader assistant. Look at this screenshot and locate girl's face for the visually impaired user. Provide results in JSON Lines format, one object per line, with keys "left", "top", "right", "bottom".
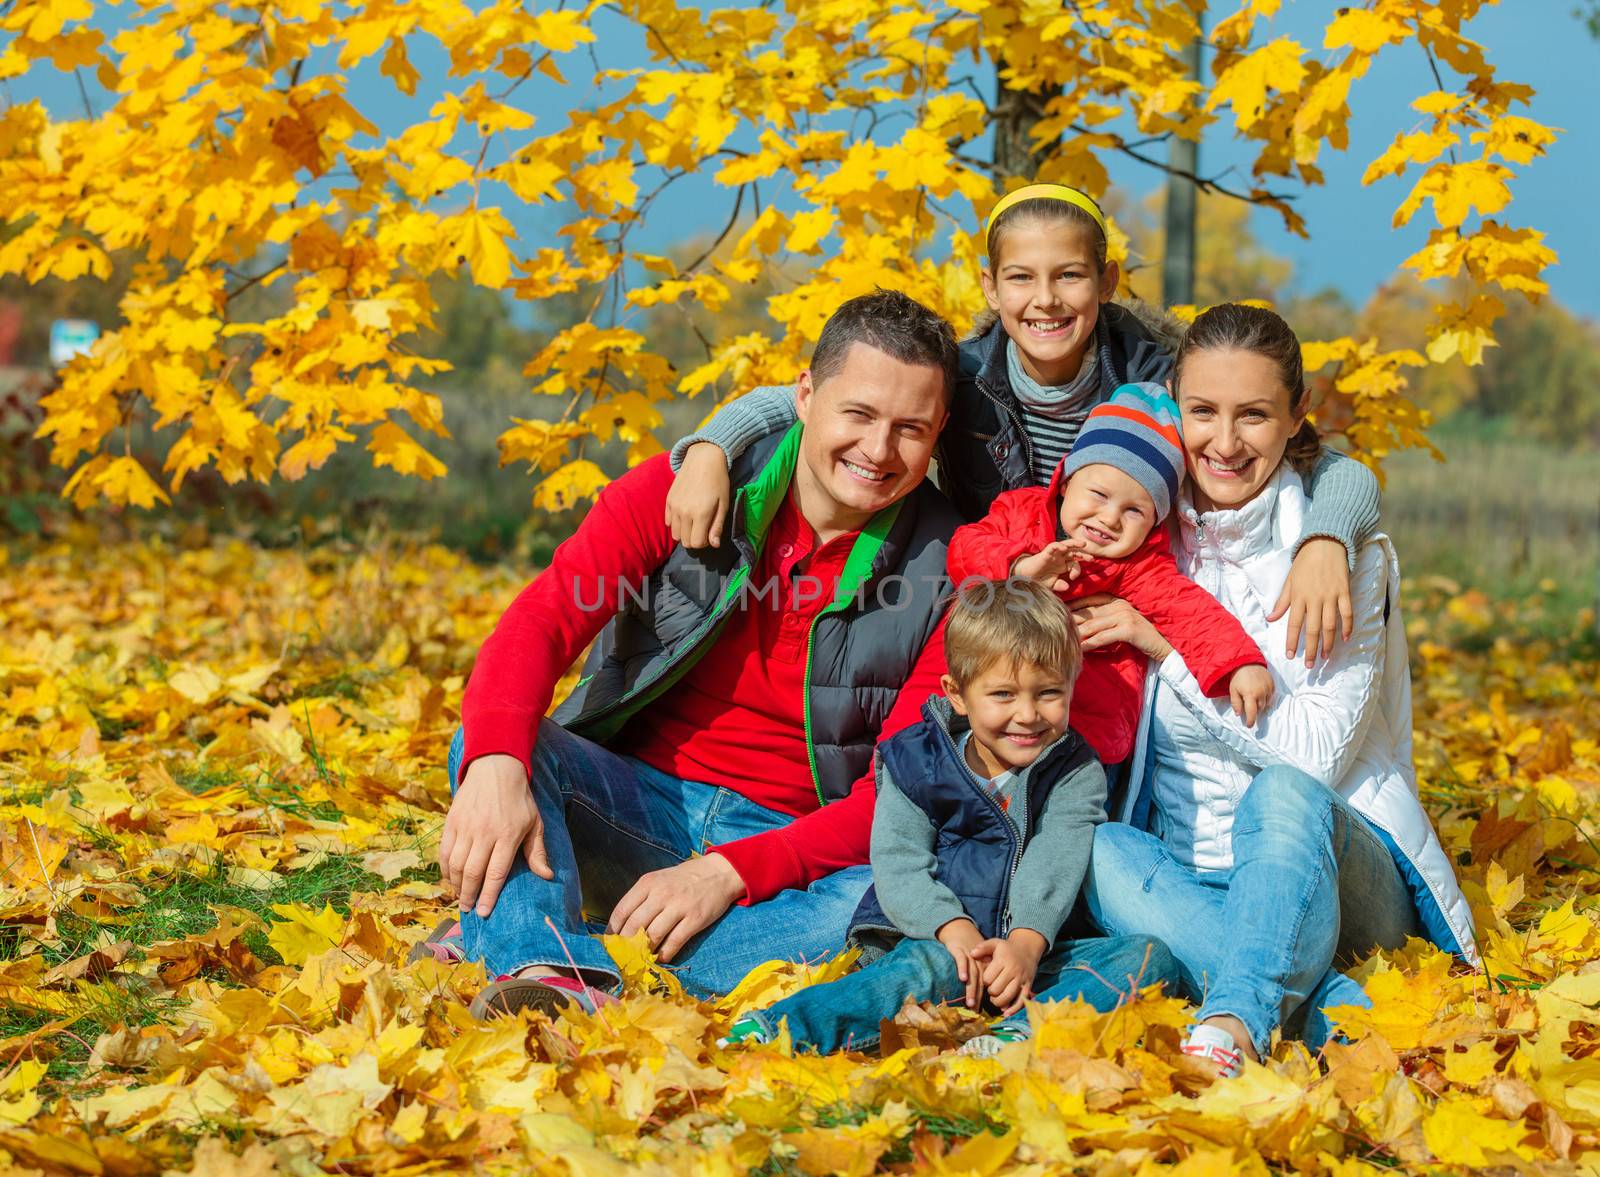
{"left": 981, "top": 220, "right": 1117, "bottom": 387}
{"left": 1175, "top": 347, "right": 1304, "bottom": 512}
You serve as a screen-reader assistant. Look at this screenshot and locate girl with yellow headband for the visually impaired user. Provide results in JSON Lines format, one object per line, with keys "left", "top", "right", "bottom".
{"left": 664, "top": 182, "right": 1381, "bottom": 666}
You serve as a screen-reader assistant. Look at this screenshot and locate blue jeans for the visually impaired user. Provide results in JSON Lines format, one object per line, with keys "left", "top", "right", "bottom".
{"left": 1085, "top": 765, "right": 1423, "bottom": 1056}
{"left": 744, "top": 933, "right": 1178, "bottom": 1054}
{"left": 449, "top": 722, "right": 872, "bottom": 999}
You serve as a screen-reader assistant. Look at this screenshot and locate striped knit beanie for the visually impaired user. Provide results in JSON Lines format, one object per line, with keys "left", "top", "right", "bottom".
{"left": 1059, "top": 382, "right": 1185, "bottom": 522}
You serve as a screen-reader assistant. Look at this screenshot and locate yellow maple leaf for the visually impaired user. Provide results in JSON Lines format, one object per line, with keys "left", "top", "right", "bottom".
{"left": 442, "top": 207, "right": 516, "bottom": 289}
{"left": 368, "top": 422, "right": 447, "bottom": 480}
{"left": 1207, "top": 39, "right": 1307, "bottom": 131}
{"left": 266, "top": 902, "right": 346, "bottom": 965}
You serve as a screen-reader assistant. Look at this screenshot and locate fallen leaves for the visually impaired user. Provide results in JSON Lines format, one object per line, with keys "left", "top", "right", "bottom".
{"left": 0, "top": 535, "right": 1597, "bottom": 1172}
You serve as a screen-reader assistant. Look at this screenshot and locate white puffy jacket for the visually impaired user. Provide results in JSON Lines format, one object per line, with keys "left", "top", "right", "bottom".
{"left": 1113, "top": 465, "right": 1479, "bottom": 965}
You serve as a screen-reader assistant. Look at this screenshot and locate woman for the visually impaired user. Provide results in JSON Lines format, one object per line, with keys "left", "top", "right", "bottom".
{"left": 1073, "top": 303, "right": 1478, "bottom": 1075}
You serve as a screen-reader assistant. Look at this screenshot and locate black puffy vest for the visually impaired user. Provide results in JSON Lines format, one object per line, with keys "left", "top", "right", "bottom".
{"left": 850, "top": 699, "right": 1097, "bottom": 942}
{"left": 555, "top": 424, "right": 962, "bottom": 805}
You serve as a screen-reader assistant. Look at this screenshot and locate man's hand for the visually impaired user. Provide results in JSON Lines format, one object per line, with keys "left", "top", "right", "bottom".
{"left": 607, "top": 853, "right": 747, "bottom": 963}
{"left": 1011, "top": 540, "right": 1089, "bottom": 593}
{"left": 936, "top": 918, "right": 987, "bottom": 1009}
{"left": 664, "top": 442, "right": 732, "bottom": 549}
{"left": 440, "top": 753, "right": 552, "bottom": 919}
{"left": 1268, "top": 537, "right": 1353, "bottom": 666}
{"left": 1228, "top": 664, "right": 1275, "bottom": 726}
{"left": 970, "top": 928, "right": 1047, "bottom": 1016}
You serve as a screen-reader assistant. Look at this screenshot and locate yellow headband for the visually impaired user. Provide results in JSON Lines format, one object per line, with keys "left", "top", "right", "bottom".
{"left": 985, "top": 183, "right": 1107, "bottom": 240}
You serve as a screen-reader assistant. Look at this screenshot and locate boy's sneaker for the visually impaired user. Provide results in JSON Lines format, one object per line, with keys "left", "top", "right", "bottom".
{"left": 716, "top": 1017, "right": 772, "bottom": 1048}
{"left": 957, "top": 1023, "right": 1030, "bottom": 1058}
{"left": 468, "top": 973, "right": 617, "bottom": 1021}
{"left": 1180, "top": 1024, "right": 1244, "bottom": 1078}
{"left": 407, "top": 918, "right": 466, "bottom": 965}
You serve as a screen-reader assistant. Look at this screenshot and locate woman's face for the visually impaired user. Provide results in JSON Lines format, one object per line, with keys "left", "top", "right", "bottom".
{"left": 1175, "top": 347, "right": 1303, "bottom": 512}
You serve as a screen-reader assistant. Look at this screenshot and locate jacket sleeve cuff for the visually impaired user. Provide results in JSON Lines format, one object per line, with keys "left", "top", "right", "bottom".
{"left": 1291, "top": 527, "right": 1360, "bottom": 572}
{"left": 707, "top": 832, "right": 804, "bottom": 905}
{"left": 460, "top": 709, "right": 539, "bottom": 780}
{"left": 1195, "top": 651, "right": 1269, "bottom": 699}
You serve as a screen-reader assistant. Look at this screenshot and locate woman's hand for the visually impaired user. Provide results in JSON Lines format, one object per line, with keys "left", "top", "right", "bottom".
{"left": 1070, "top": 593, "right": 1174, "bottom": 661}
{"left": 1268, "top": 537, "right": 1352, "bottom": 666}
{"left": 664, "top": 442, "right": 732, "bottom": 549}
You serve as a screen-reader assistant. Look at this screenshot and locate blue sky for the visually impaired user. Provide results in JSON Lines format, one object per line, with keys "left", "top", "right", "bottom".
{"left": 10, "top": 2, "right": 1595, "bottom": 318}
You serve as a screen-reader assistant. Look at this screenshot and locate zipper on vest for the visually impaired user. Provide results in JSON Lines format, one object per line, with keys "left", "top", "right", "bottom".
{"left": 801, "top": 616, "right": 827, "bottom": 808}
{"left": 931, "top": 718, "right": 1025, "bottom": 936}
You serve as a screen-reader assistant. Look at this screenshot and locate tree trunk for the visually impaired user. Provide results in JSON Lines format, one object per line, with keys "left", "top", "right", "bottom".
{"left": 1161, "top": 29, "right": 1204, "bottom": 307}
{"left": 990, "top": 66, "right": 1061, "bottom": 187}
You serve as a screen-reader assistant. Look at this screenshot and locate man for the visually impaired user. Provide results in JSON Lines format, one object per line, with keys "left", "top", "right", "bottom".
{"left": 436, "top": 290, "right": 965, "bottom": 1017}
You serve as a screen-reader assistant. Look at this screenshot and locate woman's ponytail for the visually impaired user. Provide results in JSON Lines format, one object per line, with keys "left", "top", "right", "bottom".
{"left": 1284, "top": 418, "right": 1322, "bottom": 474}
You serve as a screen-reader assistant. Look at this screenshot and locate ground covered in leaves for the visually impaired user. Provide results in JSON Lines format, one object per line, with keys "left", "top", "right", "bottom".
{"left": 1, "top": 529, "right": 1597, "bottom": 1175}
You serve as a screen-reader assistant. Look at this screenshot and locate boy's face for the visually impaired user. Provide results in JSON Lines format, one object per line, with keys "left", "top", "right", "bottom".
{"left": 1058, "top": 463, "right": 1157, "bottom": 559}
{"left": 942, "top": 658, "right": 1073, "bottom": 778}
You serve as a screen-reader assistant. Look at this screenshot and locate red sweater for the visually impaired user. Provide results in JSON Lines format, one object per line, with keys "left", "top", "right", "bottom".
{"left": 461, "top": 453, "right": 949, "bottom": 903}
{"left": 947, "top": 479, "right": 1265, "bottom": 763}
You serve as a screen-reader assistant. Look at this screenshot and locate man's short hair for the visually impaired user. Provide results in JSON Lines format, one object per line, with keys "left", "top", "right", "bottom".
{"left": 945, "top": 578, "right": 1083, "bottom": 687}
{"left": 809, "top": 289, "right": 960, "bottom": 401}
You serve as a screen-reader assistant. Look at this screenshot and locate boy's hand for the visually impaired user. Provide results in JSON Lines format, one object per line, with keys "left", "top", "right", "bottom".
{"left": 1011, "top": 540, "right": 1089, "bottom": 593}
{"left": 1268, "top": 537, "right": 1352, "bottom": 666}
{"left": 1228, "top": 664, "right": 1275, "bottom": 727}
{"left": 970, "top": 928, "right": 1047, "bottom": 1016}
{"left": 936, "top": 918, "right": 986, "bottom": 1009}
{"left": 665, "top": 442, "right": 732, "bottom": 549}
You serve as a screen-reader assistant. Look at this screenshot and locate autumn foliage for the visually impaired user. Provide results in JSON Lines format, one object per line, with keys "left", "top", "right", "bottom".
{"left": 0, "top": 533, "right": 1597, "bottom": 1171}
{"left": 0, "top": 0, "right": 1560, "bottom": 509}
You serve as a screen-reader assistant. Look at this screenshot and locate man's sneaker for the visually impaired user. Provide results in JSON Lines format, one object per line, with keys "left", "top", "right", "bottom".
{"left": 407, "top": 918, "right": 466, "bottom": 965}
{"left": 716, "top": 1017, "right": 772, "bottom": 1048}
{"left": 1181, "top": 1024, "right": 1244, "bottom": 1078}
{"left": 468, "top": 973, "right": 617, "bottom": 1021}
{"left": 957, "top": 1023, "right": 1030, "bottom": 1058}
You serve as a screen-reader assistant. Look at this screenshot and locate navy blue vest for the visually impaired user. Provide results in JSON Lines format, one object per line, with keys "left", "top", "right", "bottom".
{"left": 849, "top": 701, "right": 1097, "bottom": 943}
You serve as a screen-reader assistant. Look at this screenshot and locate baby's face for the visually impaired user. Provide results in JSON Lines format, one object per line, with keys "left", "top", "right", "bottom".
{"left": 1058, "top": 463, "right": 1158, "bottom": 559}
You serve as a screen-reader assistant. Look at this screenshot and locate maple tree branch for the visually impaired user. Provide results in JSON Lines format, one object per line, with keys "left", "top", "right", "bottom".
{"left": 1420, "top": 43, "right": 1462, "bottom": 165}
{"left": 224, "top": 262, "right": 286, "bottom": 300}
{"left": 1075, "top": 123, "right": 1297, "bottom": 207}
{"left": 680, "top": 184, "right": 746, "bottom": 276}
{"left": 73, "top": 69, "right": 96, "bottom": 120}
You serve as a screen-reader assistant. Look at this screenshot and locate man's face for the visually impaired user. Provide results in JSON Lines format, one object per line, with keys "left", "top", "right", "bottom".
{"left": 793, "top": 341, "right": 948, "bottom": 526}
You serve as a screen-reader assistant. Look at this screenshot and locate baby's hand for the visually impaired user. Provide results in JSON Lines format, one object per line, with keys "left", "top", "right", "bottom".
{"left": 1229, "top": 665, "right": 1274, "bottom": 726}
{"left": 1010, "top": 540, "right": 1088, "bottom": 593}
{"left": 664, "top": 442, "right": 732, "bottom": 549}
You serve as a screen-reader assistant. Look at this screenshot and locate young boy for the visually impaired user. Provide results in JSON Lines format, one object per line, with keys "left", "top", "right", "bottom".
{"left": 948, "top": 383, "right": 1276, "bottom": 767}
{"left": 720, "top": 579, "right": 1177, "bottom": 1056}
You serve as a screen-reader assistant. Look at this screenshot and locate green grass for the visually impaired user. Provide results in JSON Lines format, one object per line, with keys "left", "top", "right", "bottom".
{"left": 0, "top": 851, "right": 401, "bottom": 1089}
{"left": 1382, "top": 426, "right": 1600, "bottom": 626}
{"left": 39, "top": 853, "right": 388, "bottom": 969}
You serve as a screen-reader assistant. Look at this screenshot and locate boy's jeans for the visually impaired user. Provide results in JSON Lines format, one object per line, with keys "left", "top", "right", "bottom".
{"left": 1085, "top": 764, "right": 1423, "bottom": 1056}
{"left": 742, "top": 933, "right": 1179, "bottom": 1054}
{"left": 448, "top": 721, "right": 871, "bottom": 999}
